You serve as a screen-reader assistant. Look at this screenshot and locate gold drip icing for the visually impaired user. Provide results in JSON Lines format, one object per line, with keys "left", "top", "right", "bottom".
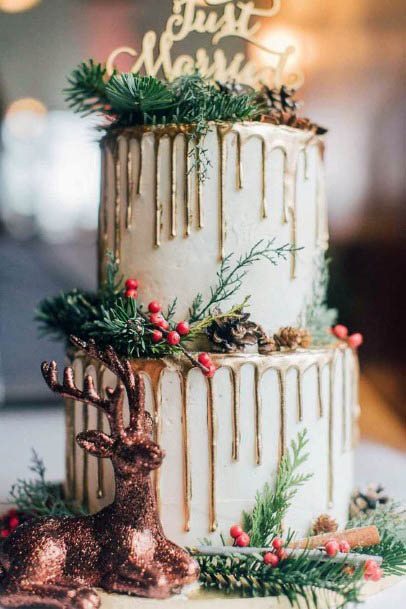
{"left": 98, "top": 147, "right": 108, "bottom": 285}
{"left": 228, "top": 366, "right": 241, "bottom": 462}
{"left": 180, "top": 373, "right": 191, "bottom": 532}
{"left": 68, "top": 342, "right": 351, "bottom": 533}
{"left": 217, "top": 126, "right": 228, "bottom": 260}
{"left": 125, "top": 137, "right": 133, "bottom": 229}
{"left": 207, "top": 376, "right": 217, "bottom": 532}
{"left": 170, "top": 136, "right": 177, "bottom": 238}
{"left": 236, "top": 131, "right": 244, "bottom": 190}
{"left": 294, "top": 367, "right": 303, "bottom": 422}
{"left": 303, "top": 148, "right": 310, "bottom": 181}
{"left": 195, "top": 137, "right": 204, "bottom": 229}
{"left": 113, "top": 142, "right": 122, "bottom": 262}
{"left": 154, "top": 135, "right": 162, "bottom": 248}
{"left": 96, "top": 366, "right": 106, "bottom": 499}
{"left": 317, "top": 363, "right": 324, "bottom": 418}
{"left": 277, "top": 369, "right": 286, "bottom": 464}
{"left": 184, "top": 138, "right": 191, "bottom": 237}
{"left": 342, "top": 349, "right": 347, "bottom": 453}
{"left": 136, "top": 136, "right": 143, "bottom": 195}
{"left": 254, "top": 365, "right": 263, "bottom": 465}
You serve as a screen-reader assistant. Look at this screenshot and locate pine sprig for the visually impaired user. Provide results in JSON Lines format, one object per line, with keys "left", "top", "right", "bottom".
{"left": 189, "top": 239, "right": 298, "bottom": 323}
{"left": 347, "top": 503, "right": 406, "bottom": 576}
{"left": 64, "top": 59, "right": 110, "bottom": 117}
{"left": 9, "top": 451, "right": 85, "bottom": 518}
{"left": 105, "top": 73, "right": 174, "bottom": 118}
{"left": 195, "top": 551, "right": 363, "bottom": 606}
{"left": 243, "top": 430, "right": 312, "bottom": 546}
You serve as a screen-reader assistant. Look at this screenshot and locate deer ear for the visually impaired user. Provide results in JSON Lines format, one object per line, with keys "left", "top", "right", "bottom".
{"left": 76, "top": 430, "right": 115, "bottom": 458}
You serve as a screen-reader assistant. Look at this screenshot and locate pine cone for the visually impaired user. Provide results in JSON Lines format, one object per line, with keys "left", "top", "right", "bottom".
{"left": 258, "top": 85, "right": 299, "bottom": 114}
{"left": 274, "top": 327, "right": 312, "bottom": 350}
{"left": 216, "top": 80, "right": 255, "bottom": 97}
{"left": 206, "top": 309, "right": 260, "bottom": 353}
{"left": 258, "top": 334, "right": 278, "bottom": 355}
{"left": 312, "top": 513, "right": 338, "bottom": 535}
{"left": 350, "top": 484, "right": 389, "bottom": 518}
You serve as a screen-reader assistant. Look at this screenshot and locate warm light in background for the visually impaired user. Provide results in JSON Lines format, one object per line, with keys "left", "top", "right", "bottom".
{"left": 0, "top": 0, "right": 41, "bottom": 13}
{"left": 5, "top": 97, "right": 47, "bottom": 139}
{"left": 6, "top": 97, "right": 47, "bottom": 117}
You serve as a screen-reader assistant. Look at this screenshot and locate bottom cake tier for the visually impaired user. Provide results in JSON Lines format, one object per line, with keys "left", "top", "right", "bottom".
{"left": 65, "top": 345, "right": 359, "bottom": 546}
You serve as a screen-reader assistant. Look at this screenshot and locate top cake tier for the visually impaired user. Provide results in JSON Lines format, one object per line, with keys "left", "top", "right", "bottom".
{"left": 99, "top": 122, "right": 328, "bottom": 335}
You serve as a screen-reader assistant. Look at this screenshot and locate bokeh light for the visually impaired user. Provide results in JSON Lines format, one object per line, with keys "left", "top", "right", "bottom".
{"left": 0, "top": 0, "right": 41, "bottom": 13}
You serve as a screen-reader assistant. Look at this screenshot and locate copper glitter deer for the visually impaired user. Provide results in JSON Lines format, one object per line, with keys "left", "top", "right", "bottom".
{"left": 0, "top": 337, "right": 199, "bottom": 608}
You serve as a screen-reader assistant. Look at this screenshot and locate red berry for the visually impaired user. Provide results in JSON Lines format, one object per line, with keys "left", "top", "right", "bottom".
{"left": 339, "top": 540, "right": 350, "bottom": 554}
{"left": 8, "top": 516, "right": 19, "bottom": 529}
{"left": 203, "top": 364, "right": 217, "bottom": 378}
{"left": 159, "top": 319, "right": 169, "bottom": 331}
{"left": 125, "top": 278, "right": 139, "bottom": 290}
{"left": 263, "top": 552, "right": 279, "bottom": 567}
{"left": 176, "top": 321, "right": 190, "bottom": 336}
{"left": 148, "top": 301, "right": 162, "bottom": 314}
{"left": 124, "top": 289, "right": 138, "bottom": 299}
{"left": 0, "top": 529, "right": 10, "bottom": 538}
{"left": 325, "top": 539, "right": 340, "bottom": 557}
{"left": 230, "top": 524, "right": 244, "bottom": 539}
{"left": 151, "top": 330, "right": 163, "bottom": 343}
{"left": 198, "top": 352, "right": 212, "bottom": 367}
{"left": 235, "top": 532, "right": 250, "bottom": 547}
{"left": 347, "top": 333, "right": 363, "bottom": 349}
{"left": 167, "top": 331, "right": 180, "bottom": 346}
{"left": 332, "top": 324, "right": 348, "bottom": 339}
{"left": 272, "top": 537, "right": 284, "bottom": 551}
{"left": 364, "top": 559, "right": 381, "bottom": 581}
{"left": 149, "top": 313, "right": 163, "bottom": 325}
{"left": 276, "top": 548, "right": 288, "bottom": 560}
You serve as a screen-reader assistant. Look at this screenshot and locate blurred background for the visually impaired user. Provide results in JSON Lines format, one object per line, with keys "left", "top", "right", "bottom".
{"left": 0, "top": 1, "right": 405, "bottom": 494}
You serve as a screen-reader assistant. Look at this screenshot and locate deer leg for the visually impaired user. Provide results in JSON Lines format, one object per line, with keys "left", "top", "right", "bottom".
{"left": 0, "top": 583, "right": 100, "bottom": 609}
{"left": 155, "top": 540, "right": 200, "bottom": 586}
{"left": 102, "top": 565, "right": 170, "bottom": 600}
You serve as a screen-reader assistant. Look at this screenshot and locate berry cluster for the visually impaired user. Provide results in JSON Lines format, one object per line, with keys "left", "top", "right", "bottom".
{"left": 324, "top": 538, "right": 350, "bottom": 557}
{"left": 0, "top": 509, "right": 23, "bottom": 539}
{"left": 229, "top": 524, "right": 250, "bottom": 548}
{"left": 263, "top": 537, "right": 286, "bottom": 568}
{"left": 332, "top": 325, "right": 363, "bottom": 349}
{"left": 124, "top": 277, "right": 216, "bottom": 377}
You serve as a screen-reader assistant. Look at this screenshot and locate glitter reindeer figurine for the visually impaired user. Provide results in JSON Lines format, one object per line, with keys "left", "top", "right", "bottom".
{"left": 0, "top": 337, "right": 199, "bottom": 608}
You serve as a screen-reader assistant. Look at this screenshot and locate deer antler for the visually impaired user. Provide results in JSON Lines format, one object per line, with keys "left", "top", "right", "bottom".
{"left": 41, "top": 360, "right": 125, "bottom": 435}
{"left": 70, "top": 337, "right": 146, "bottom": 431}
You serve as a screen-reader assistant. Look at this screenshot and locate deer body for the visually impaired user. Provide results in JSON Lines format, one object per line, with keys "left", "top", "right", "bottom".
{"left": 0, "top": 338, "right": 199, "bottom": 608}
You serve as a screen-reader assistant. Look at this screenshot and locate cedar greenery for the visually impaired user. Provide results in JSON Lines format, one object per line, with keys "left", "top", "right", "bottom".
{"left": 242, "top": 430, "right": 312, "bottom": 546}
{"left": 189, "top": 239, "right": 298, "bottom": 323}
{"left": 9, "top": 451, "right": 85, "bottom": 518}
{"left": 301, "top": 252, "right": 337, "bottom": 345}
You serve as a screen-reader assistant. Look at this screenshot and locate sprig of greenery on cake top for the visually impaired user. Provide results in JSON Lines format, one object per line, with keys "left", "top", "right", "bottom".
{"left": 36, "top": 240, "right": 318, "bottom": 368}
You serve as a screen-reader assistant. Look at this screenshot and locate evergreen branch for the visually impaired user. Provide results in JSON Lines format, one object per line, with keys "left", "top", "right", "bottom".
{"left": 347, "top": 503, "right": 406, "bottom": 576}
{"left": 189, "top": 239, "right": 299, "bottom": 323}
{"left": 9, "top": 451, "right": 85, "bottom": 518}
{"left": 105, "top": 73, "right": 174, "bottom": 116}
{"left": 187, "top": 297, "right": 250, "bottom": 340}
{"left": 301, "top": 253, "right": 337, "bottom": 345}
{"left": 195, "top": 551, "right": 363, "bottom": 606}
{"left": 64, "top": 59, "right": 110, "bottom": 116}
{"left": 244, "top": 430, "right": 312, "bottom": 547}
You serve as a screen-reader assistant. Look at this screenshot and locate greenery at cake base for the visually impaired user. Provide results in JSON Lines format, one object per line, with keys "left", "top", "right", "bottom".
{"left": 3, "top": 434, "right": 405, "bottom": 608}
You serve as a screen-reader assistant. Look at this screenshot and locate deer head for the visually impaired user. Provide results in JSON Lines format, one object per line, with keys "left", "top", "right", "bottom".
{"left": 41, "top": 337, "right": 164, "bottom": 478}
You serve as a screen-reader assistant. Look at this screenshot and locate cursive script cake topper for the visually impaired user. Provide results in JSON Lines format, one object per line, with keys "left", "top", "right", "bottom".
{"left": 106, "top": 0, "right": 303, "bottom": 89}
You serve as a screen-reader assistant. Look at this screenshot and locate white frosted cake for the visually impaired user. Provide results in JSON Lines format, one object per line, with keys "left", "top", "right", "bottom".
{"left": 66, "top": 122, "right": 358, "bottom": 545}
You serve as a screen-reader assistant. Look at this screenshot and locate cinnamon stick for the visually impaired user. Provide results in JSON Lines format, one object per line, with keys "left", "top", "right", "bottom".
{"left": 289, "top": 525, "right": 380, "bottom": 550}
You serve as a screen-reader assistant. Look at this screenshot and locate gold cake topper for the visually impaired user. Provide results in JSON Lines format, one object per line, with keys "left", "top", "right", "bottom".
{"left": 106, "top": 0, "right": 303, "bottom": 88}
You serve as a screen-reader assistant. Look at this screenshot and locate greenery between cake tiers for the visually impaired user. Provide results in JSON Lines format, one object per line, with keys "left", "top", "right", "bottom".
{"left": 36, "top": 240, "right": 298, "bottom": 359}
